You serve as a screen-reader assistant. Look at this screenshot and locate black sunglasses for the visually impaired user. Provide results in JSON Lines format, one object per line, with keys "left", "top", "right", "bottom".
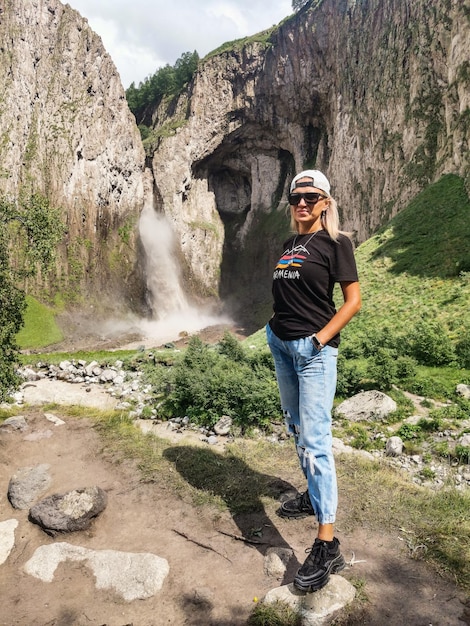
{"left": 288, "top": 192, "right": 327, "bottom": 205}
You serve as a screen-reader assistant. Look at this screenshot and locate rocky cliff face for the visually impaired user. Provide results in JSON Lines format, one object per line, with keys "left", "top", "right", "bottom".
{"left": 1, "top": 0, "right": 468, "bottom": 329}
{"left": 0, "top": 0, "right": 147, "bottom": 311}
{"left": 149, "top": 0, "right": 469, "bottom": 327}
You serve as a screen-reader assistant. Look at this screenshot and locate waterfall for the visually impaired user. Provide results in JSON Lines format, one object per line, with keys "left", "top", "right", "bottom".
{"left": 138, "top": 201, "right": 189, "bottom": 318}
{"left": 123, "top": 200, "right": 232, "bottom": 347}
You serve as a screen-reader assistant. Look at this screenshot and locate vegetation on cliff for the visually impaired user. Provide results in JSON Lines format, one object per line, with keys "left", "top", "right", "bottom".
{"left": 126, "top": 51, "right": 199, "bottom": 126}
{"left": 0, "top": 193, "right": 64, "bottom": 400}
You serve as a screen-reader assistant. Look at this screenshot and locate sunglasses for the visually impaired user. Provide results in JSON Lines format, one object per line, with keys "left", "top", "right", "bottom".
{"left": 288, "top": 192, "right": 327, "bottom": 205}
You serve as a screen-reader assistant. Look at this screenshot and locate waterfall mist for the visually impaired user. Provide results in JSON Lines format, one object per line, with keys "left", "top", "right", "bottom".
{"left": 79, "top": 200, "right": 233, "bottom": 349}
{"left": 123, "top": 201, "right": 232, "bottom": 347}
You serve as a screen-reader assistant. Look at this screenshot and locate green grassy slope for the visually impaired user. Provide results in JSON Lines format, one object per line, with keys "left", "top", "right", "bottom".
{"left": 345, "top": 174, "right": 470, "bottom": 343}
{"left": 16, "top": 296, "right": 63, "bottom": 349}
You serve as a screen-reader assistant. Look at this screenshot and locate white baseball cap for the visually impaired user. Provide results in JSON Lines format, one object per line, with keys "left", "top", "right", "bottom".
{"left": 290, "top": 170, "right": 331, "bottom": 196}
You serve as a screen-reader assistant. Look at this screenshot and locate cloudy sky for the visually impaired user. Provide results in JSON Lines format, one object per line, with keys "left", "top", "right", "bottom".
{"left": 66, "top": 0, "right": 293, "bottom": 89}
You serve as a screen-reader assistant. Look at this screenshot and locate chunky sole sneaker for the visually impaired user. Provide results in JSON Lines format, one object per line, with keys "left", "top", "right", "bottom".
{"left": 278, "top": 491, "right": 315, "bottom": 519}
{"left": 294, "top": 537, "right": 346, "bottom": 593}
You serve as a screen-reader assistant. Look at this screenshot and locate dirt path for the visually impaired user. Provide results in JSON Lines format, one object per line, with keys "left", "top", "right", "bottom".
{"left": 0, "top": 404, "right": 468, "bottom": 625}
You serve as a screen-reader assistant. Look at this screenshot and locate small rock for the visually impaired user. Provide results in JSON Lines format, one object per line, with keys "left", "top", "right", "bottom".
{"left": 1, "top": 416, "right": 28, "bottom": 431}
{"left": 8, "top": 464, "right": 52, "bottom": 509}
{"left": 214, "top": 415, "right": 232, "bottom": 436}
{"left": 386, "top": 436, "right": 404, "bottom": 457}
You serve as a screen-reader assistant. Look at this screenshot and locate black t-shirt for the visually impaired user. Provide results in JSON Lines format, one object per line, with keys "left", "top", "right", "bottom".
{"left": 269, "top": 230, "right": 359, "bottom": 346}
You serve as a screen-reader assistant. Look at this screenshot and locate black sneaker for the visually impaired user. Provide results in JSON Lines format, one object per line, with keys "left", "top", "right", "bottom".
{"left": 278, "top": 491, "right": 315, "bottom": 519}
{"left": 294, "top": 537, "right": 346, "bottom": 592}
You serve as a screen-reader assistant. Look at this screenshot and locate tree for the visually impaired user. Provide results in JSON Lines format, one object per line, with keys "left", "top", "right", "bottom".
{"left": 125, "top": 50, "right": 199, "bottom": 123}
{"left": 0, "top": 193, "right": 64, "bottom": 400}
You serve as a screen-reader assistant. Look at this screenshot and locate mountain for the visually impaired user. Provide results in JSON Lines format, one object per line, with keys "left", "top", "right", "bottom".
{"left": 0, "top": 0, "right": 468, "bottom": 330}
{"left": 142, "top": 0, "right": 470, "bottom": 327}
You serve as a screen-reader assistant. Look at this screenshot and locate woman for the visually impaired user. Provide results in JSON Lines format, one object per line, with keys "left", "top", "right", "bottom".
{"left": 266, "top": 169, "right": 361, "bottom": 593}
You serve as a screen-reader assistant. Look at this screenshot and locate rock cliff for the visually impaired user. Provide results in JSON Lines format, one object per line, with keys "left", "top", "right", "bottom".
{"left": 148, "top": 0, "right": 470, "bottom": 327}
{"left": 1, "top": 0, "right": 468, "bottom": 329}
{"left": 0, "top": 0, "right": 147, "bottom": 311}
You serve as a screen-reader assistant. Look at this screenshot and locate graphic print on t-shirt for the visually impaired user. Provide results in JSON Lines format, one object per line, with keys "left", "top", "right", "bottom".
{"left": 273, "top": 243, "right": 309, "bottom": 280}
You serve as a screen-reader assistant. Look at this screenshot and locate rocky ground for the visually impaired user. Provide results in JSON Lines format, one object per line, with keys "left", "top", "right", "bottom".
{"left": 1, "top": 324, "right": 469, "bottom": 625}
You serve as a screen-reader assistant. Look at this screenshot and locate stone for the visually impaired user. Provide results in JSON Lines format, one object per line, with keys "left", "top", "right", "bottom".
{"left": 458, "top": 433, "right": 470, "bottom": 447}
{"left": 8, "top": 464, "right": 52, "bottom": 509}
{"left": 214, "top": 415, "right": 232, "bottom": 436}
{"left": 263, "top": 576, "right": 356, "bottom": 626}
{"left": 0, "top": 416, "right": 28, "bottom": 431}
{"left": 456, "top": 384, "right": 470, "bottom": 400}
{"left": 29, "top": 486, "right": 108, "bottom": 536}
{"left": 44, "top": 413, "right": 65, "bottom": 426}
{"left": 0, "top": 520, "right": 18, "bottom": 565}
{"left": 24, "top": 542, "right": 169, "bottom": 601}
{"left": 335, "top": 391, "right": 397, "bottom": 422}
{"left": 386, "top": 436, "right": 404, "bottom": 457}
{"left": 264, "top": 547, "right": 294, "bottom": 579}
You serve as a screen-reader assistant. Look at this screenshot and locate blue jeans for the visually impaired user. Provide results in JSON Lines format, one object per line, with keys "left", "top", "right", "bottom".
{"left": 266, "top": 324, "right": 338, "bottom": 524}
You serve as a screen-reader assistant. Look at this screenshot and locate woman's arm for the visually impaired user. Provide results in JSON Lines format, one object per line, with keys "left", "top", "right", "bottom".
{"left": 315, "top": 281, "right": 361, "bottom": 347}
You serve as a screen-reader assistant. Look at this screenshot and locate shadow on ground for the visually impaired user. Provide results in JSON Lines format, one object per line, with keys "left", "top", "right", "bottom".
{"left": 163, "top": 444, "right": 301, "bottom": 586}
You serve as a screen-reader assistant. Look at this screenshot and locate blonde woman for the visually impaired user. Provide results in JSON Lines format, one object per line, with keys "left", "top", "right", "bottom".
{"left": 267, "top": 169, "right": 361, "bottom": 592}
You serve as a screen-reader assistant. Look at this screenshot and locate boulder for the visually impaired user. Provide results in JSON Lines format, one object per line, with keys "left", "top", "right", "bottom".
{"left": 335, "top": 391, "right": 397, "bottom": 422}
{"left": 29, "top": 486, "right": 107, "bottom": 536}
{"left": 8, "top": 464, "right": 52, "bottom": 509}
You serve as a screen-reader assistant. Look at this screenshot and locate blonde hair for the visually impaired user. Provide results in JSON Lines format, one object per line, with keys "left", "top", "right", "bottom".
{"left": 289, "top": 196, "right": 342, "bottom": 241}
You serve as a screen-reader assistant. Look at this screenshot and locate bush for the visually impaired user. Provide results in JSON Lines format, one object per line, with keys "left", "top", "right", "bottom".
{"left": 361, "top": 325, "right": 400, "bottom": 357}
{"left": 397, "top": 423, "right": 421, "bottom": 441}
{"left": 161, "top": 335, "right": 280, "bottom": 431}
{"left": 405, "top": 320, "right": 456, "bottom": 366}
{"left": 336, "top": 354, "right": 363, "bottom": 396}
{"left": 366, "top": 347, "right": 399, "bottom": 390}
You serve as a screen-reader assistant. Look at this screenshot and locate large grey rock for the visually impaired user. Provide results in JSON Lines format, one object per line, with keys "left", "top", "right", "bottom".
{"left": 0, "top": 520, "right": 18, "bottom": 565}
{"left": 24, "top": 542, "right": 169, "bottom": 601}
{"left": 8, "top": 464, "right": 52, "bottom": 509}
{"left": 29, "top": 486, "right": 107, "bottom": 536}
{"left": 335, "top": 391, "right": 397, "bottom": 422}
{"left": 264, "top": 576, "right": 356, "bottom": 626}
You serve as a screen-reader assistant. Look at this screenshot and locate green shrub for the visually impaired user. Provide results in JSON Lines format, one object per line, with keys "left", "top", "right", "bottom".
{"left": 405, "top": 320, "right": 456, "bottom": 366}
{"left": 455, "top": 444, "right": 470, "bottom": 463}
{"left": 160, "top": 335, "right": 280, "bottom": 431}
{"left": 417, "top": 416, "right": 443, "bottom": 432}
{"left": 429, "top": 404, "right": 469, "bottom": 421}
{"left": 361, "top": 325, "right": 400, "bottom": 357}
{"left": 366, "top": 347, "right": 399, "bottom": 390}
{"left": 336, "top": 354, "right": 363, "bottom": 396}
{"left": 397, "top": 423, "right": 421, "bottom": 441}
{"left": 396, "top": 356, "right": 417, "bottom": 379}
{"left": 218, "top": 330, "right": 246, "bottom": 362}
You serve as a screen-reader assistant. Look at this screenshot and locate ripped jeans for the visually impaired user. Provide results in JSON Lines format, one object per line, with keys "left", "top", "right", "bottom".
{"left": 266, "top": 324, "right": 338, "bottom": 524}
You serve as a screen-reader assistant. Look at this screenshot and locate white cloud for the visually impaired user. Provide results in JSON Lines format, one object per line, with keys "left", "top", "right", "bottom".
{"left": 66, "top": 0, "right": 292, "bottom": 87}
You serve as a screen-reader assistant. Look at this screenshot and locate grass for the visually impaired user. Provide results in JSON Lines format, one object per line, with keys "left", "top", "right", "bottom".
{"left": 344, "top": 174, "right": 470, "bottom": 345}
{"left": 16, "top": 295, "right": 63, "bottom": 348}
